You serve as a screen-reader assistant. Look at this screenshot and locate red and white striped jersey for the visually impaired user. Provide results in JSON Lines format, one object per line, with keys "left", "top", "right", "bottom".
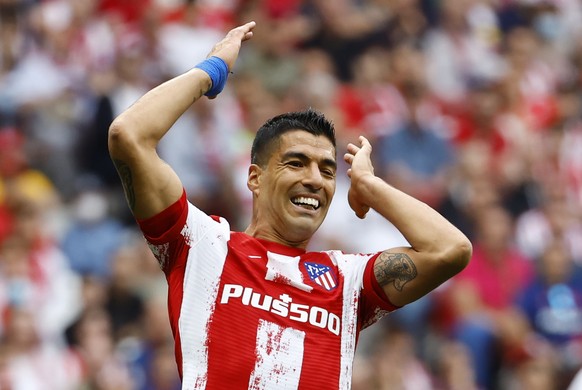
{"left": 138, "top": 192, "right": 397, "bottom": 389}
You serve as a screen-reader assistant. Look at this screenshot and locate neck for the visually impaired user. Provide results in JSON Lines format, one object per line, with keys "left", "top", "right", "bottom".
{"left": 244, "top": 223, "right": 310, "bottom": 249}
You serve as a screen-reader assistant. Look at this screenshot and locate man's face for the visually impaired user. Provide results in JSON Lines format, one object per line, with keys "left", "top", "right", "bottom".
{"left": 250, "top": 130, "right": 337, "bottom": 246}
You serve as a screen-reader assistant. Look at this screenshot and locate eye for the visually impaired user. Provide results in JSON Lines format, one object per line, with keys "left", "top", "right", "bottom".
{"left": 287, "top": 160, "right": 303, "bottom": 168}
{"left": 321, "top": 169, "right": 335, "bottom": 178}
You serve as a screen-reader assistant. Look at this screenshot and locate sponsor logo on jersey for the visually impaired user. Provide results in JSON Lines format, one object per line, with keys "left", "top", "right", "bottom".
{"left": 220, "top": 284, "right": 341, "bottom": 335}
{"left": 304, "top": 262, "right": 337, "bottom": 291}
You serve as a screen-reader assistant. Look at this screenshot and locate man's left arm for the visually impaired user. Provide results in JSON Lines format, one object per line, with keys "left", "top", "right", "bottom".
{"left": 344, "top": 136, "right": 472, "bottom": 307}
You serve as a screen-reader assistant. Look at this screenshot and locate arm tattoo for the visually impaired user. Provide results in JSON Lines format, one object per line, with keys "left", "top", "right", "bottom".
{"left": 112, "top": 159, "right": 136, "bottom": 210}
{"left": 374, "top": 252, "right": 418, "bottom": 291}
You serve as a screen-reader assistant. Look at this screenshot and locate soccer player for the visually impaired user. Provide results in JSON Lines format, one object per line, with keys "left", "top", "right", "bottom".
{"left": 108, "top": 21, "right": 472, "bottom": 389}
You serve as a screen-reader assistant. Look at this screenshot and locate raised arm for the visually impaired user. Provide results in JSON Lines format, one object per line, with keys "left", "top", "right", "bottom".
{"left": 108, "top": 22, "right": 255, "bottom": 219}
{"left": 344, "top": 136, "right": 472, "bottom": 307}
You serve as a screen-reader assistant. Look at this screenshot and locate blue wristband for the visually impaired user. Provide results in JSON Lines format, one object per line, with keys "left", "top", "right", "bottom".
{"left": 194, "top": 56, "right": 229, "bottom": 97}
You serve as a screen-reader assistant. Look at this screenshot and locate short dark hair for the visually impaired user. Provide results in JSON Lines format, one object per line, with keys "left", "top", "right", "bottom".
{"left": 250, "top": 109, "right": 336, "bottom": 166}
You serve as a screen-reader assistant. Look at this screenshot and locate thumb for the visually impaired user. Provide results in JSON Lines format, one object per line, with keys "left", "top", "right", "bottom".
{"left": 355, "top": 205, "right": 370, "bottom": 219}
{"left": 348, "top": 190, "right": 369, "bottom": 219}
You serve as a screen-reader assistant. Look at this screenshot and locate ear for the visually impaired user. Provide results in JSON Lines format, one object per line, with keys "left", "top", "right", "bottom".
{"left": 247, "top": 164, "right": 261, "bottom": 195}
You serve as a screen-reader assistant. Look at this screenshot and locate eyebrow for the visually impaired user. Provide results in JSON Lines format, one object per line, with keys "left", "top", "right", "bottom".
{"left": 282, "top": 151, "right": 337, "bottom": 171}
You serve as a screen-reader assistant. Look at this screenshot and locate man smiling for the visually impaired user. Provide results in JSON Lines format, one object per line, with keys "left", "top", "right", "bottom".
{"left": 246, "top": 122, "right": 337, "bottom": 246}
{"left": 108, "top": 21, "right": 472, "bottom": 389}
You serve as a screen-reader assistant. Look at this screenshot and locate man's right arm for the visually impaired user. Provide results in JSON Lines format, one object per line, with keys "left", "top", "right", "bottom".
{"left": 108, "top": 22, "right": 256, "bottom": 220}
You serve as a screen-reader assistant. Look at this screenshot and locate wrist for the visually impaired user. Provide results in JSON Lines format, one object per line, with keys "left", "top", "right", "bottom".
{"left": 352, "top": 173, "right": 382, "bottom": 201}
{"left": 191, "top": 68, "right": 213, "bottom": 93}
{"left": 194, "top": 56, "right": 230, "bottom": 97}
{"left": 352, "top": 172, "right": 377, "bottom": 189}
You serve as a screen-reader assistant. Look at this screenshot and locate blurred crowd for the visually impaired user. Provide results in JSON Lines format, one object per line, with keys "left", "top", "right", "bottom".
{"left": 0, "top": 0, "right": 582, "bottom": 389}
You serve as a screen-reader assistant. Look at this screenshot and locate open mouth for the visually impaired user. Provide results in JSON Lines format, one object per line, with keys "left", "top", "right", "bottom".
{"left": 291, "top": 196, "right": 320, "bottom": 210}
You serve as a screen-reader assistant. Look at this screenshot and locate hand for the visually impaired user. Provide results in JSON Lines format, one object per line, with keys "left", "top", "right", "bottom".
{"left": 344, "top": 136, "right": 375, "bottom": 219}
{"left": 207, "top": 21, "right": 256, "bottom": 71}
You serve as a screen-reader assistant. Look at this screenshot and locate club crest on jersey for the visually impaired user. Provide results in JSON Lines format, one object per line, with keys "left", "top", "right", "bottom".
{"left": 304, "top": 262, "right": 337, "bottom": 291}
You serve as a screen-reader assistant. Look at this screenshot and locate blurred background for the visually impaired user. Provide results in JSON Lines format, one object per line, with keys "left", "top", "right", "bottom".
{"left": 0, "top": 0, "right": 581, "bottom": 389}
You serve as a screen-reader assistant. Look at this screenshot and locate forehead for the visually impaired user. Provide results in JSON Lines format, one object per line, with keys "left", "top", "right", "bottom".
{"left": 274, "top": 130, "right": 336, "bottom": 160}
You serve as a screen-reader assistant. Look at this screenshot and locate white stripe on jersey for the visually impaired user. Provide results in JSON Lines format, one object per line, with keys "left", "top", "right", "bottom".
{"left": 248, "top": 320, "right": 305, "bottom": 390}
{"left": 180, "top": 205, "right": 231, "bottom": 390}
{"left": 265, "top": 252, "right": 313, "bottom": 292}
{"left": 332, "top": 251, "right": 373, "bottom": 390}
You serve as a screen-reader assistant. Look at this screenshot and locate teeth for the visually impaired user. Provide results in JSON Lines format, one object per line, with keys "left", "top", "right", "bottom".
{"left": 292, "top": 197, "right": 319, "bottom": 209}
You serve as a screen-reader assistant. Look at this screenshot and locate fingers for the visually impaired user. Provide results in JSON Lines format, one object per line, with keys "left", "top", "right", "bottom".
{"left": 228, "top": 21, "right": 256, "bottom": 41}
{"left": 206, "top": 21, "right": 256, "bottom": 75}
{"left": 344, "top": 136, "right": 371, "bottom": 166}
{"left": 241, "top": 21, "right": 256, "bottom": 41}
{"left": 242, "top": 20, "right": 257, "bottom": 31}
{"left": 344, "top": 143, "right": 359, "bottom": 165}
{"left": 356, "top": 136, "right": 372, "bottom": 155}
{"left": 347, "top": 136, "right": 373, "bottom": 219}
{"left": 216, "top": 21, "right": 255, "bottom": 52}
{"left": 346, "top": 143, "right": 359, "bottom": 154}
{"left": 358, "top": 135, "right": 371, "bottom": 149}
{"left": 345, "top": 136, "right": 371, "bottom": 155}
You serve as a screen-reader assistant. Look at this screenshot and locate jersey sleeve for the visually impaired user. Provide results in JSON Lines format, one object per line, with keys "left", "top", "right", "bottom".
{"left": 136, "top": 190, "right": 223, "bottom": 273}
{"left": 358, "top": 253, "right": 401, "bottom": 329}
{"left": 138, "top": 191, "right": 189, "bottom": 243}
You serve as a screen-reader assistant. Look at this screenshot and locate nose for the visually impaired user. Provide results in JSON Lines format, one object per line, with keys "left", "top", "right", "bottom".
{"left": 302, "top": 163, "right": 324, "bottom": 190}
